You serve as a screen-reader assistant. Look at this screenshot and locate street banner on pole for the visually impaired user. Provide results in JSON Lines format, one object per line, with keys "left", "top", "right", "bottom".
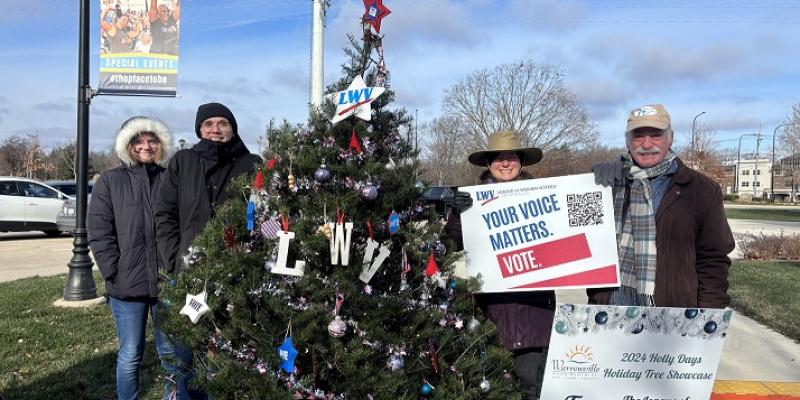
{"left": 542, "top": 304, "right": 733, "bottom": 399}
{"left": 459, "top": 173, "right": 620, "bottom": 292}
{"left": 98, "top": 0, "right": 179, "bottom": 95}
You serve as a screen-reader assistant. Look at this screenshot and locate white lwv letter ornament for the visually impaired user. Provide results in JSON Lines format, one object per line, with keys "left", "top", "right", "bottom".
{"left": 329, "top": 222, "right": 354, "bottom": 265}
{"left": 359, "top": 239, "right": 392, "bottom": 284}
{"left": 271, "top": 230, "right": 306, "bottom": 277}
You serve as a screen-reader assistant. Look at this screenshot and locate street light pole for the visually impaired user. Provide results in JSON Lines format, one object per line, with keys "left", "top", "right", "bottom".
{"left": 691, "top": 111, "right": 706, "bottom": 168}
{"left": 63, "top": 0, "right": 97, "bottom": 301}
{"left": 771, "top": 122, "right": 800, "bottom": 202}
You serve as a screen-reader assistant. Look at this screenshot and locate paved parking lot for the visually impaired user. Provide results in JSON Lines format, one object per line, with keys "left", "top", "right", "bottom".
{"left": 0, "top": 232, "right": 91, "bottom": 283}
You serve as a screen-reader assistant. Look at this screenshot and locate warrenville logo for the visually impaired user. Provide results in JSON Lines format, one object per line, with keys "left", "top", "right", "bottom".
{"left": 566, "top": 345, "right": 593, "bottom": 364}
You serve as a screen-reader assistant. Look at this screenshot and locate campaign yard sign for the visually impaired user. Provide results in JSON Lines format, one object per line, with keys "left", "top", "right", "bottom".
{"left": 459, "top": 173, "right": 619, "bottom": 292}
{"left": 541, "top": 304, "right": 733, "bottom": 400}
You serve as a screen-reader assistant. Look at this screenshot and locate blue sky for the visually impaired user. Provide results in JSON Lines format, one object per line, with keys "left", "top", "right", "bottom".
{"left": 1, "top": 0, "right": 798, "bottom": 157}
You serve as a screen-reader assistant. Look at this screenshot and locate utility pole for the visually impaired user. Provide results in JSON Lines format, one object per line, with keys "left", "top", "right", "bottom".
{"left": 753, "top": 133, "right": 762, "bottom": 198}
{"left": 309, "top": 0, "right": 326, "bottom": 109}
{"left": 691, "top": 111, "right": 706, "bottom": 168}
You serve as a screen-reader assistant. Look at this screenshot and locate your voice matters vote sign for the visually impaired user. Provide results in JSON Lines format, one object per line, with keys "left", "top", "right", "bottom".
{"left": 541, "top": 304, "right": 733, "bottom": 400}
{"left": 459, "top": 173, "right": 619, "bottom": 292}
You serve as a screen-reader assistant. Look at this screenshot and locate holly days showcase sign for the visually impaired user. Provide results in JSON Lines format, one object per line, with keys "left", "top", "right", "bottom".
{"left": 541, "top": 304, "right": 733, "bottom": 399}
{"left": 459, "top": 173, "right": 620, "bottom": 292}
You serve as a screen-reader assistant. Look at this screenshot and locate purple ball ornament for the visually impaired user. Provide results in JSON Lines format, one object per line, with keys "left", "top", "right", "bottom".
{"left": 314, "top": 161, "right": 331, "bottom": 183}
{"left": 360, "top": 183, "right": 378, "bottom": 201}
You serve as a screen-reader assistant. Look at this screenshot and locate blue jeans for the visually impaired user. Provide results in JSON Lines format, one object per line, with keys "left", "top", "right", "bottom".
{"left": 109, "top": 296, "right": 194, "bottom": 400}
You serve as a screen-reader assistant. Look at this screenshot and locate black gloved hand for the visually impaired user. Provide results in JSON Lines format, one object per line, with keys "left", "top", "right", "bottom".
{"left": 451, "top": 191, "right": 473, "bottom": 213}
{"left": 591, "top": 161, "right": 625, "bottom": 187}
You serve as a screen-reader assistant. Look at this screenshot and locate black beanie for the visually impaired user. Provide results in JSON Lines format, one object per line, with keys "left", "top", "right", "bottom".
{"left": 195, "top": 102, "right": 238, "bottom": 138}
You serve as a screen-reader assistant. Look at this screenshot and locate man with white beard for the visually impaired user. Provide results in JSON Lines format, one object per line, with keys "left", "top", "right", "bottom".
{"left": 590, "top": 104, "right": 734, "bottom": 308}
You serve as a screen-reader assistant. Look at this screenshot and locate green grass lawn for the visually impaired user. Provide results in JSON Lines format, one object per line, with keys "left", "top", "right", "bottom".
{"left": 725, "top": 207, "right": 800, "bottom": 222}
{"left": 1, "top": 263, "right": 797, "bottom": 399}
{"left": 728, "top": 261, "right": 800, "bottom": 342}
{"left": 0, "top": 273, "right": 162, "bottom": 400}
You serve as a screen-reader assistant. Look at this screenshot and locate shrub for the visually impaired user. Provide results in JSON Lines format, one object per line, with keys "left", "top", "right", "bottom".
{"left": 739, "top": 232, "right": 800, "bottom": 260}
{"left": 723, "top": 194, "right": 739, "bottom": 201}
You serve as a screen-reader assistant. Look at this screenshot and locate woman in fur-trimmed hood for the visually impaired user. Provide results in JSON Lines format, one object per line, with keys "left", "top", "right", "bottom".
{"left": 88, "top": 116, "right": 187, "bottom": 400}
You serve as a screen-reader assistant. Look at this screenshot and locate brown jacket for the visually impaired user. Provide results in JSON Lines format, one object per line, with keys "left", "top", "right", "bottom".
{"left": 588, "top": 159, "right": 735, "bottom": 308}
{"left": 445, "top": 170, "right": 554, "bottom": 351}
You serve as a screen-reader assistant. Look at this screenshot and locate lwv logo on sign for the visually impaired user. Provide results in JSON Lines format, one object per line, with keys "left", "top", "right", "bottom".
{"left": 327, "top": 75, "right": 386, "bottom": 124}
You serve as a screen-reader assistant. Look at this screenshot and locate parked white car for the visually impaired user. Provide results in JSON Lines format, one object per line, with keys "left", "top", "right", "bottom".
{"left": 0, "top": 177, "right": 71, "bottom": 236}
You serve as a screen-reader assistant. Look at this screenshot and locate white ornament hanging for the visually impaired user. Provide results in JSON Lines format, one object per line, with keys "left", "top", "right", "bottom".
{"left": 180, "top": 291, "right": 210, "bottom": 324}
{"left": 329, "top": 222, "right": 354, "bottom": 266}
{"left": 325, "top": 75, "right": 386, "bottom": 124}
{"left": 270, "top": 230, "right": 306, "bottom": 277}
{"left": 359, "top": 240, "right": 392, "bottom": 284}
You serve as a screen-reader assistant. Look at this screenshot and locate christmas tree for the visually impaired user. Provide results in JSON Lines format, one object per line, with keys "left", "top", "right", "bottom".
{"left": 161, "top": 15, "right": 518, "bottom": 400}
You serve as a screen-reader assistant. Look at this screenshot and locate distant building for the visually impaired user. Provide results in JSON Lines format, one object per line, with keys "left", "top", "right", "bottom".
{"left": 720, "top": 154, "right": 800, "bottom": 202}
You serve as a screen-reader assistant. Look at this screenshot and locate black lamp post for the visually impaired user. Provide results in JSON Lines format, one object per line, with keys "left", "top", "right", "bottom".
{"left": 63, "top": 0, "right": 97, "bottom": 301}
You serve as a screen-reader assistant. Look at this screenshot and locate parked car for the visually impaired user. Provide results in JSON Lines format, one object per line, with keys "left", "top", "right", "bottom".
{"left": 52, "top": 181, "right": 95, "bottom": 234}
{"left": 44, "top": 180, "right": 94, "bottom": 198}
{"left": 0, "top": 177, "right": 71, "bottom": 236}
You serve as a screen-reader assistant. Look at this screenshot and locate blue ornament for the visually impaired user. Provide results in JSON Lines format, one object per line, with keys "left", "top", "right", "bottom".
{"left": 387, "top": 211, "right": 400, "bottom": 234}
{"left": 631, "top": 323, "right": 644, "bottom": 334}
{"left": 555, "top": 320, "right": 569, "bottom": 334}
{"left": 704, "top": 321, "right": 718, "bottom": 334}
{"left": 246, "top": 201, "right": 255, "bottom": 231}
{"left": 314, "top": 163, "right": 331, "bottom": 183}
{"left": 448, "top": 279, "right": 457, "bottom": 289}
{"left": 277, "top": 336, "right": 298, "bottom": 373}
{"left": 594, "top": 311, "right": 608, "bottom": 325}
{"left": 420, "top": 383, "right": 433, "bottom": 396}
{"left": 723, "top": 310, "right": 733, "bottom": 323}
{"left": 685, "top": 309, "right": 698, "bottom": 319}
{"left": 625, "top": 307, "right": 640, "bottom": 318}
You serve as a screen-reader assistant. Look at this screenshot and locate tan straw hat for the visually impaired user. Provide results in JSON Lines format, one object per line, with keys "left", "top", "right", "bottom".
{"left": 468, "top": 130, "right": 543, "bottom": 167}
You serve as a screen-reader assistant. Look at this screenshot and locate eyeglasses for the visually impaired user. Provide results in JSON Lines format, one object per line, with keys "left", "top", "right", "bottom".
{"left": 130, "top": 138, "right": 160, "bottom": 147}
{"left": 201, "top": 120, "right": 232, "bottom": 130}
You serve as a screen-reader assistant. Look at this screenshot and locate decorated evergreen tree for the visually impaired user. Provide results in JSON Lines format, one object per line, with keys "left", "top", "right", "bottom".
{"left": 161, "top": 13, "right": 518, "bottom": 399}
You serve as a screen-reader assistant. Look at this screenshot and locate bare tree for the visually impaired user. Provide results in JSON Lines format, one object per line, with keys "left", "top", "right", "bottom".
{"left": 48, "top": 141, "right": 78, "bottom": 180}
{"left": 441, "top": 59, "right": 596, "bottom": 154}
{"left": 0, "top": 134, "right": 46, "bottom": 177}
{"left": 419, "top": 115, "right": 472, "bottom": 186}
{"left": 676, "top": 122, "right": 726, "bottom": 181}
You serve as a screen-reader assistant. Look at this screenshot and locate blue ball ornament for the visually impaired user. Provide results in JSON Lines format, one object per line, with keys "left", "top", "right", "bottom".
{"left": 420, "top": 383, "right": 433, "bottom": 396}
{"left": 555, "top": 320, "right": 569, "bottom": 334}
{"left": 723, "top": 310, "right": 733, "bottom": 323}
{"left": 631, "top": 323, "right": 644, "bottom": 334}
{"left": 625, "top": 307, "right": 640, "bottom": 318}
{"left": 448, "top": 280, "right": 457, "bottom": 289}
{"left": 685, "top": 309, "right": 698, "bottom": 319}
{"left": 704, "top": 321, "right": 718, "bottom": 334}
{"left": 594, "top": 311, "right": 608, "bottom": 325}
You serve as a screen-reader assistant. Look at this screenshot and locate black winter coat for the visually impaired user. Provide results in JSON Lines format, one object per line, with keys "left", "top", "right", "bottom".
{"left": 88, "top": 164, "right": 165, "bottom": 299}
{"left": 154, "top": 137, "right": 262, "bottom": 273}
{"left": 445, "top": 170, "right": 555, "bottom": 351}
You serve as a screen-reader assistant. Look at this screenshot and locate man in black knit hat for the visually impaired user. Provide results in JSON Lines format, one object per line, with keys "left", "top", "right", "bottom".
{"left": 155, "top": 102, "right": 262, "bottom": 274}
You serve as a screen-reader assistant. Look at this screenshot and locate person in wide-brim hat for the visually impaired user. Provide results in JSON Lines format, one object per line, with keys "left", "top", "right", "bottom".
{"left": 468, "top": 130, "right": 543, "bottom": 167}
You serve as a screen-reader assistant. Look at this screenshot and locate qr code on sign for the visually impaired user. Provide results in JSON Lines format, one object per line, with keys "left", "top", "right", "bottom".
{"left": 566, "top": 191, "right": 604, "bottom": 227}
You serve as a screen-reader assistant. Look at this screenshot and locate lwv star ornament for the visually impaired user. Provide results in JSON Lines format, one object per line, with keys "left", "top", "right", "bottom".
{"left": 326, "top": 75, "right": 386, "bottom": 124}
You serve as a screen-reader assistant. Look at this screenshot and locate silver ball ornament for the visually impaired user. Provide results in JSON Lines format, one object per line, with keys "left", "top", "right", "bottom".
{"left": 327, "top": 316, "right": 347, "bottom": 337}
{"left": 386, "top": 354, "right": 405, "bottom": 371}
{"left": 479, "top": 378, "right": 491, "bottom": 392}
{"left": 467, "top": 317, "right": 481, "bottom": 333}
{"left": 360, "top": 184, "right": 378, "bottom": 200}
